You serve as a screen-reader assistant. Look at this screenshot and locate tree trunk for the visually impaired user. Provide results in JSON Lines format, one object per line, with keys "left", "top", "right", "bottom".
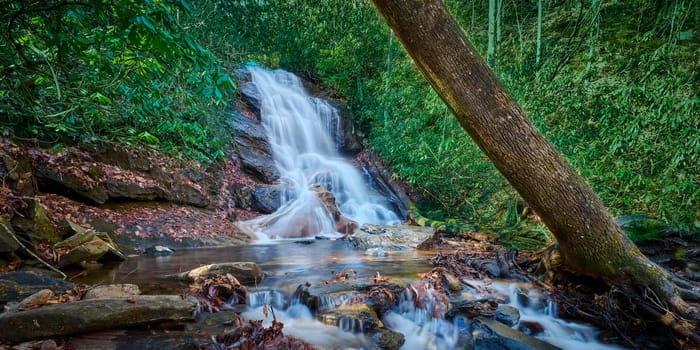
{"left": 369, "top": 0, "right": 698, "bottom": 328}
{"left": 487, "top": 0, "right": 496, "bottom": 66}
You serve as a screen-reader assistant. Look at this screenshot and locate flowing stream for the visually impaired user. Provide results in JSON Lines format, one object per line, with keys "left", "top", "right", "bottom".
{"left": 236, "top": 66, "right": 400, "bottom": 240}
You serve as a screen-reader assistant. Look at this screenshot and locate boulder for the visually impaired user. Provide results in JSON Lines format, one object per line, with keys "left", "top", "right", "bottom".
{"left": 10, "top": 197, "right": 62, "bottom": 243}
{"left": 144, "top": 245, "right": 174, "bottom": 256}
{"left": 58, "top": 221, "right": 126, "bottom": 262}
{"left": 0, "top": 295, "right": 197, "bottom": 344}
{"left": 170, "top": 262, "right": 263, "bottom": 285}
{"left": 57, "top": 239, "right": 110, "bottom": 267}
{"left": 370, "top": 328, "right": 406, "bottom": 350}
{"left": 239, "top": 82, "right": 263, "bottom": 116}
{"left": 311, "top": 185, "right": 358, "bottom": 234}
{"left": 495, "top": 305, "right": 521, "bottom": 327}
{"left": 230, "top": 112, "right": 279, "bottom": 183}
{"left": 348, "top": 224, "right": 435, "bottom": 250}
{"left": 472, "top": 318, "right": 561, "bottom": 350}
{"left": 0, "top": 270, "right": 74, "bottom": 308}
{"left": 83, "top": 284, "right": 141, "bottom": 300}
{"left": 251, "top": 184, "right": 283, "bottom": 214}
{"left": 228, "top": 183, "right": 255, "bottom": 210}
{"left": 0, "top": 217, "right": 20, "bottom": 253}
{"left": 446, "top": 299, "right": 498, "bottom": 320}
{"left": 32, "top": 164, "right": 109, "bottom": 204}
{"left": 317, "top": 303, "right": 380, "bottom": 333}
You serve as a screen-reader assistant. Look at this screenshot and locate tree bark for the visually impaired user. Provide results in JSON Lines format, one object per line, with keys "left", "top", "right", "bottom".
{"left": 369, "top": 0, "right": 698, "bottom": 327}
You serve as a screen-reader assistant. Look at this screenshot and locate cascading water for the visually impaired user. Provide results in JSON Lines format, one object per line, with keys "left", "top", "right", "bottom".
{"left": 236, "top": 67, "right": 400, "bottom": 240}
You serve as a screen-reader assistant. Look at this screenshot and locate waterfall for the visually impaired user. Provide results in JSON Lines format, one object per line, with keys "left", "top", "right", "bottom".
{"left": 236, "top": 67, "right": 400, "bottom": 240}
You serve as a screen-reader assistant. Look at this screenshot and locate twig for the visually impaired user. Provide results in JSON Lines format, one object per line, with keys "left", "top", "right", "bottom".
{"left": 1, "top": 221, "right": 67, "bottom": 280}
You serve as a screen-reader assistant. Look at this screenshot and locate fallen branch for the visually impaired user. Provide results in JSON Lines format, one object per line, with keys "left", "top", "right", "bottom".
{"left": 1, "top": 221, "right": 66, "bottom": 279}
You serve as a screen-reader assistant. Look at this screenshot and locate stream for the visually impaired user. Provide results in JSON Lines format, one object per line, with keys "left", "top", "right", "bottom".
{"left": 74, "top": 239, "right": 627, "bottom": 350}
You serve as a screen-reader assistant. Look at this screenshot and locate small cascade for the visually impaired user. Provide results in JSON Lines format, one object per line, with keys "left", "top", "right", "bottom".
{"left": 383, "top": 285, "right": 463, "bottom": 350}
{"left": 490, "top": 282, "right": 628, "bottom": 350}
{"left": 236, "top": 66, "right": 400, "bottom": 239}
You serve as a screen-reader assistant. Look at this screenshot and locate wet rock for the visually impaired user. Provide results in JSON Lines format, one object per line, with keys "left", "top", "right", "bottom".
{"left": 515, "top": 287, "right": 548, "bottom": 311}
{"left": 230, "top": 112, "right": 279, "bottom": 183}
{"left": 170, "top": 262, "right": 263, "bottom": 285}
{"left": 435, "top": 267, "right": 462, "bottom": 292}
{"left": 370, "top": 328, "right": 406, "bottom": 350}
{"left": 0, "top": 217, "right": 20, "bottom": 253}
{"left": 312, "top": 184, "right": 358, "bottom": 234}
{"left": 446, "top": 299, "right": 498, "bottom": 320}
{"left": 10, "top": 197, "right": 62, "bottom": 243}
{"left": 495, "top": 305, "right": 521, "bottom": 327}
{"left": 366, "top": 247, "right": 388, "bottom": 257}
{"left": 472, "top": 318, "right": 561, "bottom": 350}
{"left": 83, "top": 284, "right": 141, "bottom": 300}
{"left": 0, "top": 295, "right": 197, "bottom": 344}
{"left": 294, "top": 281, "right": 371, "bottom": 313}
{"left": 518, "top": 320, "right": 546, "bottom": 336}
{"left": 321, "top": 100, "right": 363, "bottom": 155}
{"left": 239, "top": 82, "right": 263, "bottom": 116}
{"left": 144, "top": 245, "right": 174, "bottom": 256}
{"left": 348, "top": 224, "right": 435, "bottom": 250}
{"left": 317, "top": 303, "right": 380, "bottom": 333}
{"left": 0, "top": 270, "right": 73, "bottom": 308}
{"left": 251, "top": 184, "right": 283, "bottom": 213}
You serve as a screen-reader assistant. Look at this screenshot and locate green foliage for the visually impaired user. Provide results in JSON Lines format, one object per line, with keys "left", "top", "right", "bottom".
{"left": 0, "top": 0, "right": 234, "bottom": 162}
{"left": 219, "top": 0, "right": 698, "bottom": 238}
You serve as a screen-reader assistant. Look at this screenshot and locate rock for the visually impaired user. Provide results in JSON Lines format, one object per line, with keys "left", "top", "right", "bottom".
{"left": 495, "top": 305, "right": 521, "bottom": 327}
{"left": 366, "top": 247, "right": 388, "bottom": 257}
{"left": 104, "top": 177, "right": 164, "bottom": 201}
{"left": 0, "top": 295, "right": 197, "bottom": 344}
{"left": 144, "top": 245, "right": 174, "bottom": 256}
{"left": 436, "top": 267, "right": 462, "bottom": 292}
{"left": 0, "top": 217, "right": 20, "bottom": 253}
{"left": 515, "top": 287, "right": 548, "bottom": 311}
{"left": 0, "top": 271, "right": 74, "bottom": 308}
{"left": 251, "top": 184, "right": 283, "bottom": 213}
{"left": 481, "top": 261, "right": 501, "bottom": 278}
{"left": 10, "top": 197, "right": 62, "bottom": 243}
{"left": 0, "top": 150, "right": 36, "bottom": 197}
{"left": 472, "top": 318, "right": 561, "bottom": 350}
{"left": 231, "top": 112, "right": 279, "bottom": 183}
{"left": 239, "top": 82, "right": 263, "bottom": 116}
{"left": 370, "top": 328, "right": 406, "bottom": 350}
{"left": 228, "top": 183, "right": 255, "bottom": 210}
{"left": 170, "top": 262, "right": 263, "bottom": 285}
{"left": 33, "top": 164, "right": 109, "bottom": 204}
{"left": 446, "top": 299, "right": 498, "bottom": 320}
{"left": 317, "top": 303, "right": 380, "bottom": 333}
{"left": 311, "top": 184, "right": 358, "bottom": 234}
{"left": 326, "top": 100, "right": 363, "bottom": 155}
{"left": 57, "top": 221, "right": 126, "bottom": 262}
{"left": 57, "top": 239, "right": 110, "bottom": 267}
{"left": 9, "top": 288, "right": 54, "bottom": 311}
{"left": 518, "top": 320, "right": 545, "bottom": 335}
{"left": 83, "top": 284, "right": 141, "bottom": 300}
{"left": 348, "top": 224, "right": 435, "bottom": 250}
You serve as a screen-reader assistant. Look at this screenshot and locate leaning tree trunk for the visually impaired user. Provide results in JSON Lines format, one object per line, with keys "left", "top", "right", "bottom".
{"left": 370, "top": 0, "right": 698, "bottom": 334}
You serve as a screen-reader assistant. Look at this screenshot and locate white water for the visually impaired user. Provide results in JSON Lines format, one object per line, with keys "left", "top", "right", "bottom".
{"left": 236, "top": 67, "right": 400, "bottom": 240}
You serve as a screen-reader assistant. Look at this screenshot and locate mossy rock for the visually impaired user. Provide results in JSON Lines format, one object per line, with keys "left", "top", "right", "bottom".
{"left": 10, "top": 197, "right": 62, "bottom": 243}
